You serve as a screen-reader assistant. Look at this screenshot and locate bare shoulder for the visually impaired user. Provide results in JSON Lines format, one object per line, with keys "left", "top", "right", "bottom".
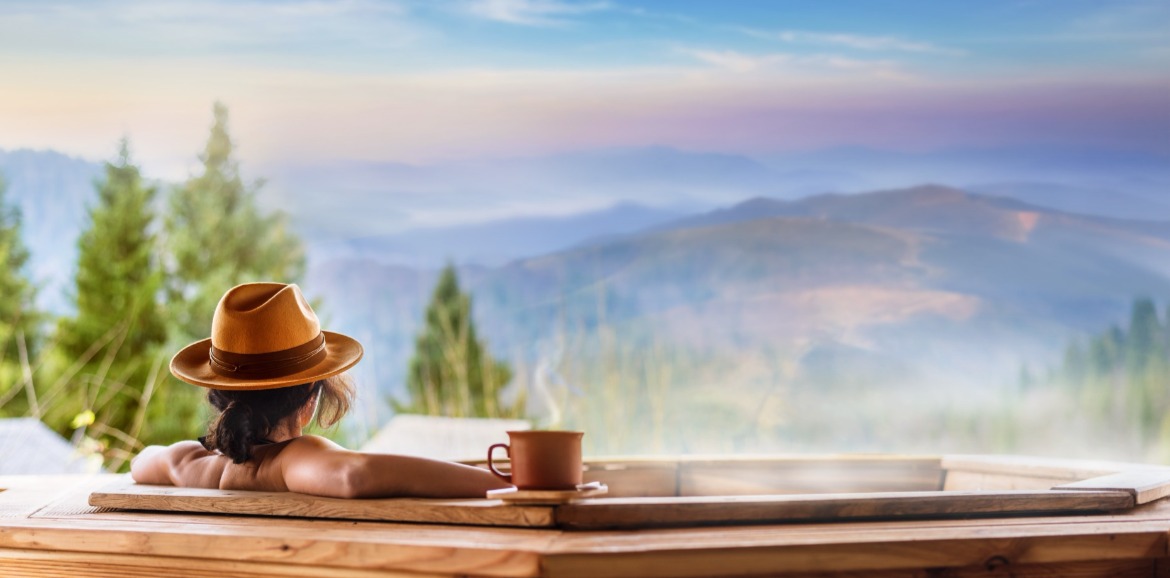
{"left": 168, "top": 440, "right": 213, "bottom": 459}
{"left": 131, "top": 440, "right": 222, "bottom": 487}
{"left": 282, "top": 434, "right": 348, "bottom": 455}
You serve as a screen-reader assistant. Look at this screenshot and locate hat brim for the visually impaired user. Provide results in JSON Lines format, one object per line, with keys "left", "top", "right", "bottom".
{"left": 170, "top": 331, "right": 364, "bottom": 390}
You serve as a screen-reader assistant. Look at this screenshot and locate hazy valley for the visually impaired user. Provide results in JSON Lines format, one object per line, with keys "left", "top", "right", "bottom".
{"left": 4, "top": 146, "right": 1168, "bottom": 456}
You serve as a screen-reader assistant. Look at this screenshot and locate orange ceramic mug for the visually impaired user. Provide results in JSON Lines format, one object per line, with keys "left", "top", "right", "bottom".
{"left": 488, "top": 430, "right": 584, "bottom": 490}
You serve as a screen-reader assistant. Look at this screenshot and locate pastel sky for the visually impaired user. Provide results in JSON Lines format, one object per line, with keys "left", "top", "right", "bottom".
{"left": 1, "top": 0, "right": 1167, "bottom": 179}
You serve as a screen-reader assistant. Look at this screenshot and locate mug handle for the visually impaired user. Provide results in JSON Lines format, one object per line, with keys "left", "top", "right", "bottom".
{"left": 487, "top": 443, "right": 512, "bottom": 483}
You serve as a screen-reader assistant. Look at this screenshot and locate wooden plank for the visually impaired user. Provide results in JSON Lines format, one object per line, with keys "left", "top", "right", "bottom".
{"left": 543, "top": 526, "right": 1167, "bottom": 577}
{"left": 941, "top": 455, "right": 1125, "bottom": 482}
{"left": 556, "top": 490, "right": 1134, "bottom": 530}
{"left": 583, "top": 461, "right": 678, "bottom": 498}
{"left": 941, "top": 559, "right": 1159, "bottom": 578}
{"left": 88, "top": 478, "right": 555, "bottom": 528}
{"left": 703, "top": 559, "right": 1159, "bottom": 578}
{"left": 679, "top": 456, "right": 943, "bottom": 496}
{"left": 1, "top": 472, "right": 1168, "bottom": 578}
{"left": 0, "top": 516, "right": 552, "bottom": 578}
{"left": 1057, "top": 470, "right": 1170, "bottom": 505}
{"left": 0, "top": 548, "right": 445, "bottom": 578}
{"left": 0, "top": 475, "right": 97, "bottom": 520}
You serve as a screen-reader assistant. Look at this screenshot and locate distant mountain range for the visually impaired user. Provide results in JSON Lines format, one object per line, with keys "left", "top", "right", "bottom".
{"left": 308, "top": 202, "right": 687, "bottom": 268}
{"left": 0, "top": 149, "right": 100, "bottom": 313}
{"left": 767, "top": 145, "right": 1170, "bottom": 196}
{"left": 4, "top": 145, "right": 1167, "bottom": 452}
{"left": 307, "top": 185, "right": 1170, "bottom": 410}
{"left": 264, "top": 144, "right": 1170, "bottom": 240}
{"left": 3, "top": 149, "right": 1167, "bottom": 399}
{"left": 968, "top": 182, "right": 1170, "bottom": 221}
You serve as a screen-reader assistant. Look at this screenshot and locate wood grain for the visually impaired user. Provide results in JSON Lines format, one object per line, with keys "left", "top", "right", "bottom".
{"left": 1056, "top": 470, "right": 1170, "bottom": 505}
{"left": 0, "top": 517, "right": 550, "bottom": 577}
{"left": 89, "top": 478, "right": 555, "bottom": 528}
{"left": 663, "top": 558, "right": 1161, "bottom": 578}
{"left": 555, "top": 490, "right": 1133, "bottom": 529}
{"left": 543, "top": 527, "right": 1167, "bottom": 577}
{"left": 3, "top": 456, "right": 1169, "bottom": 578}
{"left": 0, "top": 475, "right": 97, "bottom": 520}
{"left": 0, "top": 548, "right": 443, "bottom": 578}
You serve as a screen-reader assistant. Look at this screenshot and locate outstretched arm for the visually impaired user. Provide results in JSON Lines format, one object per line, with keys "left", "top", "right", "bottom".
{"left": 281, "top": 436, "right": 512, "bottom": 499}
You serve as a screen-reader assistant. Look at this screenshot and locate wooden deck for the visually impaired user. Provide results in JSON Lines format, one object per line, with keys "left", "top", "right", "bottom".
{"left": 2, "top": 455, "right": 1169, "bottom": 577}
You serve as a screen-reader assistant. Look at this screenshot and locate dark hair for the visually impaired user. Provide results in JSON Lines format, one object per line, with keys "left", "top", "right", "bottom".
{"left": 202, "top": 373, "right": 356, "bottom": 463}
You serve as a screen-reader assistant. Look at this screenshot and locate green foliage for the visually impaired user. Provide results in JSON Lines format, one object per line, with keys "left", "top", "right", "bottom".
{"left": 0, "top": 171, "right": 42, "bottom": 418}
{"left": 1042, "top": 297, "right": 1170, "bottom": 459}
{"left": 0, "top": 108, "right": 314, "bottom": 471}
{"left": 0, "top": 172, "right": 40, "bottom": 355}
{"left": 154, "top": 102, "right": 307, "bottom": 445}
{"left": 164, "top": 101, "right": 306, "bottom": 343}
{"left": 53, "top": 139, "right": 169, "bottom": 466}
{"left": 397, "top": 264, "right": 522, "bottom": 418}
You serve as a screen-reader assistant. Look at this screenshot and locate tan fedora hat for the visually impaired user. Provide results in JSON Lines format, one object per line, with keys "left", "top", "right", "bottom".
{"left": 170, "top": 282, "right": 363, "bottom": 390}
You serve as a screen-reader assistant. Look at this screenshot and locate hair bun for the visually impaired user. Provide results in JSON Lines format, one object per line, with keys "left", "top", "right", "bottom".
{"left": 218, "top": 400, "right": 257, "bottom": 463}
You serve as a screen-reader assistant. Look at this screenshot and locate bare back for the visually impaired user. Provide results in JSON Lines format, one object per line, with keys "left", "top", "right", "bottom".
{"left": 132, "top": 435, "right": 511, "bottom": 499}
{"left": 132, "top": 436, "right": 330, "bottom": 493}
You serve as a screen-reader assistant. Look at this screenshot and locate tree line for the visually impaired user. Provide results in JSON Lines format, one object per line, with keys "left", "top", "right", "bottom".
{"left": 0, "top": 103, "right": 304, "bottom": 470}
{"left": 1038, "top": 297, "right": 1170, "bottom": 456}
{"left": 1, "top": 103, "right": 521, "bottom": 470}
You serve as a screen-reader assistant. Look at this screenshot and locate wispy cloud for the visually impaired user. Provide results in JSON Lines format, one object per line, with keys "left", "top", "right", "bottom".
{"left": 681, "top": 49, "right": 789, "bottom": 73}
{"left": 0, "top": 0, "right": 427, "bottom": 61}
{"left": 679, "top": 47, "right": 904, "bottom": 78}
{"left": 462, "top": 0, "right": 609, "bottom": 26}
{"left": 741, "top": 28, "right": 963, "bottom": 56}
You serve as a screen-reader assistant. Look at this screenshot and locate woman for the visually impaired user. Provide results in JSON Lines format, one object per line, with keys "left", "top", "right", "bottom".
{"left": 131, "top": 282, "right": 512, "bottom": 498}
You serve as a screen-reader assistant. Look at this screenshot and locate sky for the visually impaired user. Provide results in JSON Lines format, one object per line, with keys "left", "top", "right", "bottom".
{"left": 0, "top": 0, "right": 1168, "bottom": 180}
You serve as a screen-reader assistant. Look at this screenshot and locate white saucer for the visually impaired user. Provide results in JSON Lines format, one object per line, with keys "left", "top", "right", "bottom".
{"left": 487, "top": 482, "right": 608, "bottom": 504}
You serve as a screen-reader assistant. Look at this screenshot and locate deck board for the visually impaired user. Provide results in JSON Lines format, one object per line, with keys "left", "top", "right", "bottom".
{"left": 89, "top": 477, "right": 556, "bottom": 528}
{"left": 1056, "top": 470, "right": 1170, "bottom": 505}
{"left": 542, "top": 530, "right": 1168, "bottom": 578}
{"left": 3, "top": 455, "right": 1170, "bottom": 577}
{"left": 555, "top": 490, "right": 1134, "bottom": 529}
{"left": 89, "top": 480, "right": 1133, "bottom": 531}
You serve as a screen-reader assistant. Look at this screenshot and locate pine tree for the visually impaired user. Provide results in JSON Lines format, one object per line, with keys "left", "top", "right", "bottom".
{"left": 1127, "top": 297, "right": 1161, "bottom": 374}
{"left": 1049, "top": 297, "right": 1170, "bottom": 458}
{"left": 0, "top": 172, "right": 40, "bottom": 356}
{"left": 154, "top": 102, "right": 308, "bottom": 444}
{"left": 0, "top": 171, "right": 41, "bottom": 416}
{"left": 1060, "top": 339, "right": 1086, "bottom": 389}
{"left": 164, "top": 102, "right": 306, "bottom": 343}
{"left": 398, "top": 265, "right": 521, "bottom": 418}
{"left": 55, "top": 139, "right": 167, "bottom": 458}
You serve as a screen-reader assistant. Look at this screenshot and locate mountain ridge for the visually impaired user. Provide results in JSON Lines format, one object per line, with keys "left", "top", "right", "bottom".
{"left": 305, "top": 183, "right": 1170, "bottom": 406}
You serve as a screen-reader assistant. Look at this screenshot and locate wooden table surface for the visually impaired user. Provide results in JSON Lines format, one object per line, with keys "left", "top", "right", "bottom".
{"left": 2, "top": 471, "right": 1169, "bottom": 578}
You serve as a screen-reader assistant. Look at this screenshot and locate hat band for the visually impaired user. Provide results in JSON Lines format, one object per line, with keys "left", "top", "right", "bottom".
{"left": 209, "top": 333, "right": 328, "bottom": 380}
